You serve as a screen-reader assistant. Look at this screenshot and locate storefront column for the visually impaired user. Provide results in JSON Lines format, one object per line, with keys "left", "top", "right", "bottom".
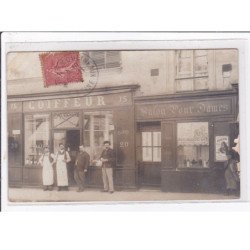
{"left": 114, "top": 107, "right": 136, "bottom": 189}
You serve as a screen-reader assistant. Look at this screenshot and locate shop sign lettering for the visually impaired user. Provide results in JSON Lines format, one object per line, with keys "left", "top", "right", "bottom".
{"left": 119, "top": 141, "right": 129, "bottom": 148}
{"left": 7, "top": 102, "right": 22, "bottom": 113}
{"left": 117, "top": 130, "right": 130, "bottom": 136}
{"left": 21, "top": 93, "right": 132, "bottom": 112}
{"left": 136, "top": 99, "right": 232, "bottom": 119}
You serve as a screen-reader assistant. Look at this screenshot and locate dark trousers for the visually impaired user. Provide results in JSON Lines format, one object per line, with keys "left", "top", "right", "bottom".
{"left": 74, "top": 169, "right": 85, "bottom": 189}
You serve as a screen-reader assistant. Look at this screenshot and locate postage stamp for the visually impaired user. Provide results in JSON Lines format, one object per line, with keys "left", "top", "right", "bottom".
{"left": 40, "top": 51, "right": 83, "bottom": 86}
{"left": 39, "top": 51, "right": 99, "bottom": 95}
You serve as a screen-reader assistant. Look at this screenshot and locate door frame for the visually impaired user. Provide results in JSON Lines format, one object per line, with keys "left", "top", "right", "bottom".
{"left": 52, "top": 128, "right": 82, "bottom": 153}
{"left": 136, "top": 121, "right": 162, "bottom": 187}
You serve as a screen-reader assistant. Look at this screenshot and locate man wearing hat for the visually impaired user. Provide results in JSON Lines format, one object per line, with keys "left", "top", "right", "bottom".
{"left": 74, "top": 145, "right": 90, "bottom": 192}
{"left": 100, "top": 141, "right": 115, "bottom": 193}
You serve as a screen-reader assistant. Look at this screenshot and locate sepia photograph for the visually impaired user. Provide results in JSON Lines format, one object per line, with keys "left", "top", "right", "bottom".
{"left": 2, "top": 35, "right": 243, "bottom": 204}
{"left": 1, "top": 1, "right": 250, "bottom": 248}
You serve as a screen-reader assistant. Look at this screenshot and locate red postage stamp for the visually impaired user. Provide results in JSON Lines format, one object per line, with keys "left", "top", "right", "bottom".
{"left": 40, "top": 52, "right": 83, "bottom": 87}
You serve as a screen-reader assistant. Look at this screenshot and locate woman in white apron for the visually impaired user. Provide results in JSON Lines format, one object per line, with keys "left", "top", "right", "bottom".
{"left": 38, "top": 146, "right": 54, "bottom": 191}
{"left": 55, "top": 143, "right": 71, "bottom": 191}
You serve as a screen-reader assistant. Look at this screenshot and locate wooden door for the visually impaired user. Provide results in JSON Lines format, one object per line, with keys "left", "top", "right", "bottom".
{"left": 137, "top": 122, "right": 161, "bottom": 187}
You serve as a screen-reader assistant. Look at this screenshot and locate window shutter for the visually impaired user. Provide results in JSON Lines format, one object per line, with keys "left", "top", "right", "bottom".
{"left": 176, "top": 50, "right": 193, "bottom": 78}
{"left": 89, "top": 51, "right": 121, "bottom": 69}
{"left": 90, "top": 51, "right": 105, "bottom": 69}
{"left": 106, "top": 51, "right": 121, "bottom": 68}
{"left": 194, "top": 50, "right": 208, "bottom": 77}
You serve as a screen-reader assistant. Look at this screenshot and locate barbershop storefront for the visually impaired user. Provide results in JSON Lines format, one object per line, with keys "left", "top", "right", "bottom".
{"left": 135, "top": 88, "right": 239, "bottom": 193}
{"left": 8, "top": 87, "right": 137, "bottom": 189}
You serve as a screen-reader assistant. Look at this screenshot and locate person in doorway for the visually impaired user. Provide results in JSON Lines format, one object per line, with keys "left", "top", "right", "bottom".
{"left": 66, "top": 145, "right": 76, "bottom": 186}
{"left": 38, "top": 146, "right": 54, "bottom": 191}
{"left": 54, "top": 143, "right": 71, "bottom": 191}
{"left": 74, "top": 145, "right": 90, "bottom": 192}
{"left": 224, "top": 150, "right": 240, "bottom": 196}
{"left": 100, "top": 141, "right": 115, "bottom": 193}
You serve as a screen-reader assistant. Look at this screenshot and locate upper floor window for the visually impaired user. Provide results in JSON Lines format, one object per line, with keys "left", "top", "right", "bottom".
{"left": 88, "top": 51, "right": 121, "bottom": 70}
{"left": 175, "top": 50, "right": 208, "bottom": 92}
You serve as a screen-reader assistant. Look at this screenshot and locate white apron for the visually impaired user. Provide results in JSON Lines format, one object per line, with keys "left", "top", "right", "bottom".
{"left": 39, "top": 154, "right": 54, "bottom": 186}
{"left": 56, "top": 151, "right": 71, "bottom": 187}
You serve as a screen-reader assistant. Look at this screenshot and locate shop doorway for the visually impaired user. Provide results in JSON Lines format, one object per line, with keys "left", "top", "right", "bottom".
{"left": 53, "top": 129, "right": 81, "bottom": 185}
{"left": 137, "top": 122, "right": 161, "bottom": 187}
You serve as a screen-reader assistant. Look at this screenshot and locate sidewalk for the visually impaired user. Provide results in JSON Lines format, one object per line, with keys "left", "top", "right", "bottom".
{"left": 8, "top": 187, "right": 239, "bottom": 203}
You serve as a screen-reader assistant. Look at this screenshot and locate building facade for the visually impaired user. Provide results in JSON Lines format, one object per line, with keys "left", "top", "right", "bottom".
{"left": 7, "top": 49, "right": 239, "bottom": 192}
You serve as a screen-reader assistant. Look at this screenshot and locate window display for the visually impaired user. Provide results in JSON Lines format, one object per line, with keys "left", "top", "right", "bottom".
{"left": 177, "top": 122, "right": 209, "bottom": 168}
{"left": 83, "top": 111, "right": 114, "bottom": 163}
{"left": 24, "top": 114, "right": 50, "bottom": 165}
{"left": 8, "top": 114, "right": 22, "bottom": 167}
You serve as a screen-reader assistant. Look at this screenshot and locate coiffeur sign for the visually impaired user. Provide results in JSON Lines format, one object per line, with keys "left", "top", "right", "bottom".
{"left": 8, "top": 92, "right": 132, "bottom": 113}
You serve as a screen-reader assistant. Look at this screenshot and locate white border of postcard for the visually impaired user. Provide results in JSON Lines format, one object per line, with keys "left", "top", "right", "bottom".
{"left": 1, "top": 32, "right": 250, "bottom": 211}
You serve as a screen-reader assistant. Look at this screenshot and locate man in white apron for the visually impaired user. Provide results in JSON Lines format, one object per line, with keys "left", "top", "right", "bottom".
{"left": 38, "top": 146, "right": 54, "bottom": 191}
{"left": 55, "top": 143, "right": 71, "bottom": 191}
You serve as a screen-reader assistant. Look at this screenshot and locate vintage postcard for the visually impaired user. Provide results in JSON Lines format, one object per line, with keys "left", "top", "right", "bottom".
{"left": 1, "top": 32, "right": 248, "bottom": 209}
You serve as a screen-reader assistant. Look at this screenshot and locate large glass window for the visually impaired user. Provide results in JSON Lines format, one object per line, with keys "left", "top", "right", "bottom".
{"left": 176, "top": 50, "right": 208, "bottom": 91}
{"left": 83, "top": 111, "right": 114, "bottom": 163}
{"left": 8, "top": 114, "right": 22, "bottom": 167}
{"left": 177, "top": 122, "right": 209, "bottom": 168}
{"left": 142, "top": 131, "right": 161, "bottom": 162}
{"left": 24, "top": 114, "right": 50, "bottom": 165}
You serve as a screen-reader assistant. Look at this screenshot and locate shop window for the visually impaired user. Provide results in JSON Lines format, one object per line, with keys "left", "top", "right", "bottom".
{"left": 88, "top": 51, "right": 121, "bottom": 69}
{"left": 24, "top": 114, "right": 50, "bottom": 165}
{"left": 176, "top": 50, "right": 208, "bottom": 92}
{"left": 142, "top": 131, "right": 161, "bottom": 162}
{"left": 177, "top": 122, "right": 209, "bottom": 168}
{"left": 8, "top": 114, "right": 22, "bottom": 167}
{"left": 83, "top": 111, "right": 114, "bottom": 163}
{"left": 53, "top": 112, "right": 80, "bottom": 128}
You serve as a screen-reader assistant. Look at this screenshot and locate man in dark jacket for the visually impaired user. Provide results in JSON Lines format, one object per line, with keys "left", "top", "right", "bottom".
{"left": 100, "top": 141, "right": 115, "bottom": 193}
{"left": 74, "top": 145, "right": 90, "bottom": 192}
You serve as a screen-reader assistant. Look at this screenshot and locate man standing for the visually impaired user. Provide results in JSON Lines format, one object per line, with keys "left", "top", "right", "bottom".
{"left": 100, "top": 141, "right": 115, "bottom": 193}
{"left": 55, "top": 143, "right": 71, "bottom": 191}
{"left": 38, "top": 146, "right": 54, "bottom": 191}
{"left": 74, "top": 145, "right": 90, "bottom": 192}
